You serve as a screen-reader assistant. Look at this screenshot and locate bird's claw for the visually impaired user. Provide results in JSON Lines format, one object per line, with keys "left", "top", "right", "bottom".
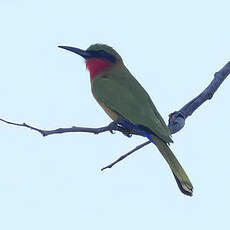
{"left": 119, "top": 126, "right": 133, "bottom": 137}
{"left": 122, "top": 132, "right": 132, "bottom": 138}
{"left": 108, "top": 121, "right": 119, "bottom": 134}
{"left": 107, "top": 121, "right": 133, "bottom": 137}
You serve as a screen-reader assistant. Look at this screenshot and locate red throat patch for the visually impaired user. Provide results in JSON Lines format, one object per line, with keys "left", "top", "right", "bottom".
{"left": 86, "top": 58, "right": 111, "bottom": 81}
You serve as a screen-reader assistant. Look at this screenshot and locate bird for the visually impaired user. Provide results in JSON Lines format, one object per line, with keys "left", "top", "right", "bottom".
{"left": 58, "top": 44, "right": 193, "bottom": 196}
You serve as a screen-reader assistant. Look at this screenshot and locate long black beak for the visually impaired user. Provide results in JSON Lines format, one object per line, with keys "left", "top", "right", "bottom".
{"left": 58, "top": 46, "right": 92, "bottom": 59}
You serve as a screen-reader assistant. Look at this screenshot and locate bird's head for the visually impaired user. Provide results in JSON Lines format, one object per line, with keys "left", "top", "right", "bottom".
{"left": 58, "top": 44, "right": 122, "bottom": 80}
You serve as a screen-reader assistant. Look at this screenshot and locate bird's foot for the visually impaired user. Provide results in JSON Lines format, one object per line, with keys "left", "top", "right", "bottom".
{"left": 107, "top": 120, "right": 134, "bottom": 138}
{"left": 122, "top": 132, "right": 132, "bottom": 138}
{"left": 117, "top": 124, "right": 133, "bottom": 137}
{"left": 107, "top": 121, "right": 119, "bottom": 134}
{"left": 120, "top": 127, "right": 132, "bottom": 137}
{"left": 107, "top": 121, "right": 133, "bottom": 137}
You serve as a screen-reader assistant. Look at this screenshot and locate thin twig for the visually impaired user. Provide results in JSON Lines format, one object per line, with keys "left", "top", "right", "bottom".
{"left": 101, "top": 141, "right": 151, "bottom": 171}
{"left": 0, "top": 118, "right": 142, "bottom": 137}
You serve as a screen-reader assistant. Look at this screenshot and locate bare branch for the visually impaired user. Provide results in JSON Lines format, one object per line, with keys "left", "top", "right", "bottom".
{"left": 0, "top": 118, "right": 142, "bottom": 137}
{"left": 168, "top": 61, "right": 230, "bottom": 133}
{"left": 1, "top": 61, "right": 229, "bottom": 170}
{"left": 101, "top": 141, "right": 151, "bottom": 171}
{"left": 1, "top": 61, "right": 229, "bottom": 137}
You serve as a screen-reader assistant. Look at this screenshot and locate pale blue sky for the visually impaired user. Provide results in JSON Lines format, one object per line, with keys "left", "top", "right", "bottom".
{"left": 0, "top": 1, "right": 230, "bottom": 229}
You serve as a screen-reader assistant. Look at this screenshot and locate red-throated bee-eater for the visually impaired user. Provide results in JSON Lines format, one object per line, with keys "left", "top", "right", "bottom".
{"left": 58, "top": 44, "right": 193, "bottom": 196}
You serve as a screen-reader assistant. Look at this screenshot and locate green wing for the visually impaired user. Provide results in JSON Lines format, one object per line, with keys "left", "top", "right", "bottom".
{"left": 92, "top": 65, "right": 172, "bottom": 143}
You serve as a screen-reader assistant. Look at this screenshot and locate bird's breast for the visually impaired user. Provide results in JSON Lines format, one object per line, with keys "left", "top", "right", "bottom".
{"left": 91, "top": 87, "right": 118, "bottom": 121}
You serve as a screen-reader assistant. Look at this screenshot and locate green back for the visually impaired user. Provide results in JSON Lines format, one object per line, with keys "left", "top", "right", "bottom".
{"left": 92, "top": 63, "right": 172, "bottom": 143}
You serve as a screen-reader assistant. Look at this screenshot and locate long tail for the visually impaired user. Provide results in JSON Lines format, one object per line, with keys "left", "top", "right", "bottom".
{"left": 152, "top": 135, "right": 193, "bottom": 196}
{"left": 119, "top": 121, "right": 193, "bottom": 195}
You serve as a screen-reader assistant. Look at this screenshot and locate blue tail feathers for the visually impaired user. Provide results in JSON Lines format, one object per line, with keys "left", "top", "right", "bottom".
{"left": 133, "top": 124, "right": 154, "bottom": 143}
{"left": 118, "top": 119, "right": 154, "bottom": 143}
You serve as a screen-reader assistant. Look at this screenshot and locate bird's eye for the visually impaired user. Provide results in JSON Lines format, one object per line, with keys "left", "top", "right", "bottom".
{"left": 97, "top": 50, "right": 107, "bottom": 56}
{"left": 89, "top": 50, "right": 116, "bottom": 63}
{"left": 99, "top": 51, "right": 116, "bottom": 63}
{"left": 98, "top": 50, "right": 105, "bottom": 54}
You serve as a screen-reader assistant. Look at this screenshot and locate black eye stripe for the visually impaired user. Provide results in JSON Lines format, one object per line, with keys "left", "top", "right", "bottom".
{"left": 88, "top": 50, "right": 116, "bottom": 63}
